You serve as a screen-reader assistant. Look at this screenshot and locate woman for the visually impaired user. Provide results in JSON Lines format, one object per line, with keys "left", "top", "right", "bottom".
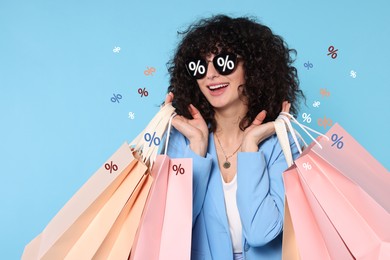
{"left": 164, "top": 15, "right": 304, "bottom": 260}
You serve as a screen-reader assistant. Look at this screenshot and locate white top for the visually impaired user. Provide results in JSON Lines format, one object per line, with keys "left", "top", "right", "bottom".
{"left": 221, "top": 173, "right": 243, "bottom": 253}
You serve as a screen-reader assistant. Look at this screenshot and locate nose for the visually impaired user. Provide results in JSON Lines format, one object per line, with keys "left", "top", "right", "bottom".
{"left": 205, "top": 60, "right": 219, "bottom": 79}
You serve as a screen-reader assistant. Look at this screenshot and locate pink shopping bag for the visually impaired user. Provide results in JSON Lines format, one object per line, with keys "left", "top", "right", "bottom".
{"left": 130, "top": 156, "right": 192, "bottom": 260}
{"left": 283, "top": 166, "right": 332, "bottom": 260}
{"left": 159, "top": 157, "right": 192, "bottom": 260}
{"left": 293, "top": 123, "right": 390, "bottom": 259}
{"left": 130, "top": 154, "right": 171, "bottom": 260}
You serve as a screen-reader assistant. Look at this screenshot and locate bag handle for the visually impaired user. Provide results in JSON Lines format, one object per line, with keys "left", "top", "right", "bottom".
{"left": 274, "top": 112, "right": 329, "bottom": 166}
{"left": 163, "top": 112, "right": 177, "bottom": 155}
{"left": 129, "top": 103, "right": 176, "bottom": 169}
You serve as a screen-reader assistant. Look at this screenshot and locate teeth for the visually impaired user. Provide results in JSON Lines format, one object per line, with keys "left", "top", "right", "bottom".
{"left": 209, "top": 84, "right": 228, "bottom": 90}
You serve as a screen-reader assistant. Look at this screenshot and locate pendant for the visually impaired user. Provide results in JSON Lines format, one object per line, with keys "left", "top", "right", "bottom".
{"left": 223, "top": 161, "right": 231, "bottom": 169}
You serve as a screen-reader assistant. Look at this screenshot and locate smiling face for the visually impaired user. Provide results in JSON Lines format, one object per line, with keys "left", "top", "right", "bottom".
{"left": 196, "top": 53, "right": 247, "bottom": 111}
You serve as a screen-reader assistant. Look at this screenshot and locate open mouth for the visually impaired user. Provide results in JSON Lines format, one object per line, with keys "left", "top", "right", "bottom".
{"left": 208, "top": 83, "right": 229, "bottom": 91}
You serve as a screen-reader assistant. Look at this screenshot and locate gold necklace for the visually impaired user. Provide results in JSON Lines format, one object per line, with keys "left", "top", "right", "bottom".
{"left": 215, "top": 133, "right": 242, "bottom": 169}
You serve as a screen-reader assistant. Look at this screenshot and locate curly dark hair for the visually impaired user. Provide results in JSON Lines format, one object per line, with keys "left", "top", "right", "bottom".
{"left": 167, "top": 14, "right": 305, "bottom": 132}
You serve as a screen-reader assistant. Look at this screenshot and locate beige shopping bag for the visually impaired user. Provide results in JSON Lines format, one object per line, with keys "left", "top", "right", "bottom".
{"left": 22, "top": 103, "right": 176, "bottom": 260}
{"left": 23, "top": 142, "right": 137, "bottom": 260}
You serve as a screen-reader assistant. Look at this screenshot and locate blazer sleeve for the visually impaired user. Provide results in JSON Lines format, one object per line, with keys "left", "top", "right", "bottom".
{"left": 236, "top": 133, "right": 300, "bottom": 247}
{"left": 165, "top": 127, "right": 213, "bottom": 225}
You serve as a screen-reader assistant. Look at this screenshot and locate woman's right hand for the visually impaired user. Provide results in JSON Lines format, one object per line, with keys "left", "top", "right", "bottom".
{"left": 164, "top": 92, "right": 209, "bottom": 157}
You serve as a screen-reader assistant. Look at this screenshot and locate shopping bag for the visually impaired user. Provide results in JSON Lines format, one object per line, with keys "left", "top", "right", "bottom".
{"left": 159, "top": 157, "right": 192, "bottom": 260}
{"left": 277, "top": 113, "right": 390, "bottom": 260}
{"left": 129, "top": 154, "right": 171, "bottom": 260}
{"left": 283, "top": 166, "right": 331, "bottom": 260}
{"left": 130, "top": 113, "right": 192, "bottom": 260}
{"left": 294, "top": 124, "right": 390, "bottom": 259}
{"left": 287, "top": 160, "right": 355, "bottom": 260}
{"left": 22, "top": 142, "right": 138, "bottom": 260}
{"left": 64, "top": 160, "right": 150, "bottom": 260}
{"left": 92, "top": 170, "right": 153, "bottom": 260}
{"left": 22, "top": 103, "right": 176, "bottom": 260}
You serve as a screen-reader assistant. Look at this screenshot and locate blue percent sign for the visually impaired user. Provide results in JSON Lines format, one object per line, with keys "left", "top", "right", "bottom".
{"left": 304, "top": 61, "right": 313, "bottom": 70}
{"left": 331, "top": 134, "right": 344, "bottom": 149}
{"left": 144, "top": 132, "right": 161, "bottom": 147}
{"left": 111, "top": 93, "right": 122, "bottom": 103}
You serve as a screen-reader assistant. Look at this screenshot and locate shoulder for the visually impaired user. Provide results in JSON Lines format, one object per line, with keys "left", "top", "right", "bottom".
{"left": 259, "top": 132, "right": 301, "bottom": 164}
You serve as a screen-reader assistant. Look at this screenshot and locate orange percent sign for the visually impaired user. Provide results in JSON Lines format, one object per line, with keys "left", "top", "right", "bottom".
{"left": 320, "top": 88, "right": 330, "bottom": 97}
{"left": 144, "top": 67, "right": 156, "bottom": 76}
{"left": 317, "top": 116, "right": 333, "bottom": 129}
{"left": 172, "top": 164, "right": 185, "bottom": 175}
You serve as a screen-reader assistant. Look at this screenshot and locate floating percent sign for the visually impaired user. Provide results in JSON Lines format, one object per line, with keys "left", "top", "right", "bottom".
{"left": 302, "top": 113, "right": 312, "bottom": 123}
{"left": 350, "top": 70, "right": 357, "bottom": 78}
{"left": 138, "top": 88, "right": 149, "bottom": 97}
{"left": 144, "top": 67, "right": 156, "bottom": 76}
{"left": 105, "top": 161, "right": 118, "bottom": 173}
{"left": 188, "top": 60, "right": 206, "bottom": 77}
{"left": 304, "top": 61, "right": 313, "bottom": 70}
{"left": 303, "top": 162, "right": 312, "bottom": 170}
{"left": 217, "top": 55, "right": 235, "bottom": 72}
{"left": 111, "top": 93, "right": 122, "bottom": 103}
{"left": 172, "top": 164, "right": 185, "bottom": 175}
{"left": 113, "top": 46, "right": 121, "bottom": 53}
{"left": 144, "top": 132, "right": 160, "bottom": 147}
{"left": 313, "top": 101, "right": 321, "bottom": 108}
{"left": 318, "top": 116, "right": 333, "bottom": 129}
{"left": 331, "top": 134, "right": 344, "bottom": 149}
{"left": 327, "top": 46, "right": 338, "bottom": 59}
{"left": 320, "top": 88, "right": 331, "bottom": 97}
{"left": 128, "top": 112, "right": 135, "bottom": 119}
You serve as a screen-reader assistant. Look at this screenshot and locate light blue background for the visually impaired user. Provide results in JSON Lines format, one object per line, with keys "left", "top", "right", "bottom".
{"left": 1, "top": 0, "right": 389, "bottom": 259}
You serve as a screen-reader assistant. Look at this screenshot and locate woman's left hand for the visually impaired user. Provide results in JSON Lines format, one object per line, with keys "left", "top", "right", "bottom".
{"left": 241, "top": 101, "right": 291, "bottom": 152}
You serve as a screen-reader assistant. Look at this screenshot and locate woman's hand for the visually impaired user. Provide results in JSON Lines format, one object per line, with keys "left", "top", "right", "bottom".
{"left": 164, "top": 92, "right": 209, "bottom": 157}
{"left": 241, "top": 101, "right": 291, "bottom": 152}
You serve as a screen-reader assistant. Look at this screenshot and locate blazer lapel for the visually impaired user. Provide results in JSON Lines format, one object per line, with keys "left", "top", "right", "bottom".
{"left": 207, "top": 134, "right": 230, "bottom": 233}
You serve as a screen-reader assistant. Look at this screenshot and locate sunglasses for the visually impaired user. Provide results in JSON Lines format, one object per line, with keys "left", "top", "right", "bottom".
{"left": 185, "top": 52, "right": 241, "bottom": 79}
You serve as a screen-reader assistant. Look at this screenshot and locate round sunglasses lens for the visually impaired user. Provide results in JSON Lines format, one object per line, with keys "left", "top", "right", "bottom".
{"left": 185, "top": 59, "right": 207, "bottom": 79}
{"left": 213, "top": 53, "right": 237, "bottom": 75}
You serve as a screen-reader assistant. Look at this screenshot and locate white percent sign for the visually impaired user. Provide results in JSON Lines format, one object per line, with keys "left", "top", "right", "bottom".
{"left": 188, "top": 60, "right": 206, "bottom": 76}
{"left": 302, "top": 162, "right": 312, "bottom": 170}
{"left": 217, "top": 55, "right": 234, "bottom": 72}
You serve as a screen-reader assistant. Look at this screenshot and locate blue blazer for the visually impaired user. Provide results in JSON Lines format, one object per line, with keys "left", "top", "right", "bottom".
{"left": 166, "top": 127, "right": 300, "bottom": 260}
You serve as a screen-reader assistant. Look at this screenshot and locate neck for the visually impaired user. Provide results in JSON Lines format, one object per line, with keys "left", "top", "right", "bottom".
{"left": 214, "top": 105, "right": 247, "bottom": 145}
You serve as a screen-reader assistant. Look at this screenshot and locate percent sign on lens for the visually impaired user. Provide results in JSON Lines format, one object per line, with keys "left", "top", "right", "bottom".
{"left": 138, "top": 88, "right": 148, "bottom": 97}
{"left": 217, "top": 55, "right": 234, "bottom": 72}
{"left": 331, "top": 134, "right": 344, "bottom": 149}
{"left": 302, "top": 113, "right": 312, "bottom": 123}
{"left": 303, "top": 162, "right": 312, "bottom": 170}
{"left": 318, "top": 116, "right": 333, "bottom": 129}
{"left": 144, "top": 132, "right": 160, "bottom": 147}
{"left": 172, "top": 164, "right": 185, "bottom": 175}
{"left": 105, "top": 161, "right": 118, "bottom": 173}
{"left": 304, "top": 61, "right": 313, "bottom": 70}
{"left": 111, "top": 93, "right": 122, "bottom": 103}
{"left": 327, "top": 46, "right": 338, "bottom": 59}
{"left": 188, "top": 60, "right": 206, "bottom": 77}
